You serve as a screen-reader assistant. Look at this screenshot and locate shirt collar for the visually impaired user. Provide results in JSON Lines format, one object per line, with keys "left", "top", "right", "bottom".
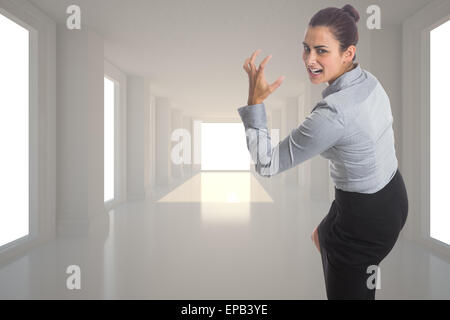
{"left": 321, "top": 63, "right": 363, "bottom": 99}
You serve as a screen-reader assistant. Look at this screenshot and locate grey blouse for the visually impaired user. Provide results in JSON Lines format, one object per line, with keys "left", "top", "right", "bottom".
{"left": 237, "top": 63, "right": 398, "bottom": 194}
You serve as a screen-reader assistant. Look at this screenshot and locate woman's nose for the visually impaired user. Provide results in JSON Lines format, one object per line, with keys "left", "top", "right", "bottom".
{"left": 306, "top": 53, "right": 317, "bottom": 65}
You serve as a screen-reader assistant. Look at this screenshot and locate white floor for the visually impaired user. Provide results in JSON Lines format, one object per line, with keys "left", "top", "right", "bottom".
{"left": 1, "top": 172, "right": 450, "bottom": 299}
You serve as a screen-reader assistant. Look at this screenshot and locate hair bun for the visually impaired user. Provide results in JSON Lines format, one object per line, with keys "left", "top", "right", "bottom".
{"left": 342, "top": 4, "right": 360, "bottom": 23}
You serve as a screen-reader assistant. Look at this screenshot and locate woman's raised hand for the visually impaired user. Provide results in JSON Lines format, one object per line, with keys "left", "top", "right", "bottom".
{"left": 243, "top": 49, "right": 285, "bottom": 106}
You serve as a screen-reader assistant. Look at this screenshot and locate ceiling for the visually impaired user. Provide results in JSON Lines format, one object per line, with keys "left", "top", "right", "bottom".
{"left": 28, "top": 0, "right": 434, "bottom": 118}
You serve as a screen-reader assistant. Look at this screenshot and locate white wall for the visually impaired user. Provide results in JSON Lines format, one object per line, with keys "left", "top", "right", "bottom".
{"left": 182, "top": 115, "right": 193, "bottom": 177}
{"left": 192, "top": 119, "right": 202, "bottom": 175}
{"left": 55, "top": 27, "right": 106, "bottom": 236}
{"left": 127, "top": 76, "right": 150, "bottom": 200}
{"left": 170, "top": 108, "right": 183, "bottom": 180}
{"left": 147, "top": 95, "right": 157, "bottom": 192}
{"left": 155, "top": 97, "right": 172, "bottom": 186}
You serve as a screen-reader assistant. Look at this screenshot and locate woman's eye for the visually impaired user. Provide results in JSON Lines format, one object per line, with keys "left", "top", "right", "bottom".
{"left": 303, "top": 47, "right": 326, "bottom": 54}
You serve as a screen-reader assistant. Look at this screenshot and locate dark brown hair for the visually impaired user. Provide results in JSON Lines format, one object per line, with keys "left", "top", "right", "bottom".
{"left": 308, "top": 4, "right": 360, "bottom": 61}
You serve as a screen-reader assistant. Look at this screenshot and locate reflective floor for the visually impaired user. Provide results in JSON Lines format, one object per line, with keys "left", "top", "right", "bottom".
{"left": 1, "top": 172, "right": 450, "bottom": 299}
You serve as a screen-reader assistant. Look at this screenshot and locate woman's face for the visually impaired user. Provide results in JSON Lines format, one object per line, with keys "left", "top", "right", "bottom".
{"left": 302, "top": 26, "right": 356, "bottom": 85}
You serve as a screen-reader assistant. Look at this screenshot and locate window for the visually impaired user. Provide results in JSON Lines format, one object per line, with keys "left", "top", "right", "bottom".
{"left": 430, "top": 19, "right": 450, "bottom": 246}
{"left": 201, "top": 123, "right": 250, "bottom": 171}
{"left": 104, "top": 77, "right": 115, "bottom": 202}
{"left": 0, "top": 12, "right": 30, "bottom": 247}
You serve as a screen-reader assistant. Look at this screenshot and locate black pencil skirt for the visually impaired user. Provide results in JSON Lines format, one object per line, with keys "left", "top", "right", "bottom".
{"left": 317, "top": 168, "right": 408, "bottom": 300}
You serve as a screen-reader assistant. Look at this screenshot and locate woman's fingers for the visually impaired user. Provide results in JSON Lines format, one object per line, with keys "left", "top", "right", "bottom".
{"left": 245, "top": 50, "right": 274, "bottom": 75}
{"left": 249, "top": 49, "right": 261, "bottom": 69}
{"left": 269, "top": 75, "right": 286, "bottom": 92}
{"left": 243, "top": 55, "right": 257, "bottom": 75}
{"left": 243, "top": 58, "right": 251, "bottom": 73}
{"left": 257, "top": 54, "right": 272, "bottom": 73}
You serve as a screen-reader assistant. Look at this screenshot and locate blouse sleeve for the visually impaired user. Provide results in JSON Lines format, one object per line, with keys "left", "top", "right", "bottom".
{"left": 237, "top": 101, "right": 345, "bottom": 178}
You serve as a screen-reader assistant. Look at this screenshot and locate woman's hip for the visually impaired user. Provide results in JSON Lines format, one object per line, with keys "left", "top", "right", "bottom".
{"left": 334, "top": 169, "right": 408, "bottom": 233}
{"left": 318, "top": 170, "right": 409, "bottom": 267}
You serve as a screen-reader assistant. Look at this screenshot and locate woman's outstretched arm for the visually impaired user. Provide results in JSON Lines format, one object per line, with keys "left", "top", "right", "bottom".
{"left": 238, "top": 101, "right": 345, "bottom": 178}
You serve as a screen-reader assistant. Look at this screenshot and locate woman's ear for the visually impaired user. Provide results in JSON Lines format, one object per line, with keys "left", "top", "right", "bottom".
{"left": 345, "top": 45, "right": 356, "bottom": 62}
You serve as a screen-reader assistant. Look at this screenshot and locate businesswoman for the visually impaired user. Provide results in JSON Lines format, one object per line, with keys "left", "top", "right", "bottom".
{"left": 238, "top": 4, "right": 409, "bottom": 300}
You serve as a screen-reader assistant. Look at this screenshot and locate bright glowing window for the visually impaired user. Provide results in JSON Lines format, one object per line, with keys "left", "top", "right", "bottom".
{"left": 0, "top": 12, "right": 30, "bottom": 247}
{"left": 104, "top": 77, "right": 115, "bottom": 202}
{"left": 430, "top": 19, "right": 450, "bottom": 245}
{"left": 201, "top": 123, "right": 250, "bottom": 171}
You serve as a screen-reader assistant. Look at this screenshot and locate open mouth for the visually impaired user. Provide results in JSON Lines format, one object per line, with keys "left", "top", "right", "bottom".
{"left": 308, "top": 67, "right": 323, "bottom": 75}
